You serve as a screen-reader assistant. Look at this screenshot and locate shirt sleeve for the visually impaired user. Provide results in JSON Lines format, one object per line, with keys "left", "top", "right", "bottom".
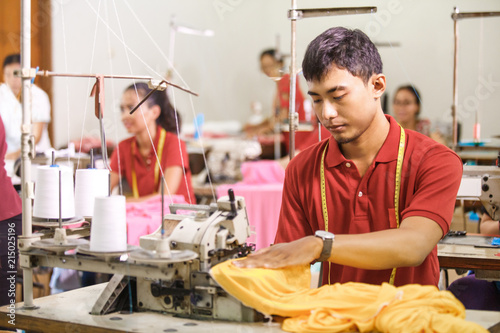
{"left": 31, "top": 85, "right": 51, "bottom": 123}
{"left": 401, "top": 145, "right": 463, "bottom": 236}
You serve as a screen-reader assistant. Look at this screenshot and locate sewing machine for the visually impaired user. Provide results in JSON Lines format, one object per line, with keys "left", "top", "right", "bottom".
{"left": 438, "top": 162, "right": 500, "bottom": 279}
{"left": 19, "top": 191, "right": 263, "bottom": 322}
{"left": 458, "top": 163, "right": 500, "bottom": 221}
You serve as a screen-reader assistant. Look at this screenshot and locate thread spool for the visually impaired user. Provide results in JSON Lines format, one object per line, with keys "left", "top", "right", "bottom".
{"left": 473, "top": 123, "right": 481, "bottom": 144}
{"left": 90, "top": 195, "right": 127, "bottom": 252}
{"left": 33, "top": 165, "right": 75, "bottom": 219}
{"left": 74, "top": 169, "right": 110, "bottom": 217}
{"left": 57, "top": 160, "right": 74, "bottom": 174}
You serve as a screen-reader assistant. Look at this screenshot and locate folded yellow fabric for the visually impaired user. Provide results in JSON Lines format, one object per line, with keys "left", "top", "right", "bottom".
{"left": 210, "top": 259, "right": 488, "bottom": 333}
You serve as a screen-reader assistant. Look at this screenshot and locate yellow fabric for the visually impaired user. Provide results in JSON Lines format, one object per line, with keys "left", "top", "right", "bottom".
{"left": 210, "top": 260, "right": 488, "bottom": 333}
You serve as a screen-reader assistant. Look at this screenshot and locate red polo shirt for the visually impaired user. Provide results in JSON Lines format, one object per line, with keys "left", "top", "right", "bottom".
{"left": 110, "top": 127, "right": 195, "bottom": 204}
{"left": 0, "top": 117, "right": 21, "bottom": 221}
{"left": 275, "top": 115, "right": 463, "bottom": 286}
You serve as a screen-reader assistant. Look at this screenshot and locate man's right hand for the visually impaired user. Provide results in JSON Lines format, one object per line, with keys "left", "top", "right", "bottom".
{"left": 232, "top": 236, "right": 323, "bottom": 269}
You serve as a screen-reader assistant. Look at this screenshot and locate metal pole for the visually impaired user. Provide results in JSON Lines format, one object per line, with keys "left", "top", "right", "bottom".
{"left": 288, "top": 0, "right": 297, "bottom": 160}
{"left": 452, "top": 7, "right": 459, "bottom": 149}
{"left": 20, "top": 0, "right": 35, "bottom": 308}
{"left": 36, "top": 71, "right": 198, "bottom": 96}
{"left": 37, "top": 71, "right": 153, "bottom": 79}
{"left": 168, "top": 23, "right": 176, "bottom": 78}
{"left": 274, "top": 34, "right": 281, "bottom": 160}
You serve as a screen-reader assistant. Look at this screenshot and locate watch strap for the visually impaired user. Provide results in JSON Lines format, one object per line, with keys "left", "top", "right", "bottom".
{"left": 317, "top": 237, "right": 332, "bottom": 262}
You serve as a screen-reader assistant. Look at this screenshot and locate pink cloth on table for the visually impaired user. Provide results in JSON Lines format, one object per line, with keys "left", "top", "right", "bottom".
{"left": 240, "top": 160, "right": 285, "bottom": 184}
{"left": 71, "top": 136, "right": 115, "bottom": 153}
{"left": 126, "top": 194, "right": 187, "bottom": 246}
{"left": 217, "top": 160, "right": 285, "bottom": 250}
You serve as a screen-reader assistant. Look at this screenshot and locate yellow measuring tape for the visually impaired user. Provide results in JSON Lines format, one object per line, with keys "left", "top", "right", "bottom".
{"left": 320, "top": 124, "right": 405, "bottom": 285}
{"left": 388, "top": 124, "right": 406, "bottom": 285}
{"left": 320, "top": 141, "right": 331, "bottom": 284}
{"left": 131, "top": 127, "right": 167, "bottom": 198}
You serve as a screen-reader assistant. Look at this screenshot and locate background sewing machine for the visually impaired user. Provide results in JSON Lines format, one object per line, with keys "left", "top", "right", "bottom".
{"left": 439, "top": 161, "right": 500, "bottom": 281}
{"left": 458, "top": 162, "right": 500, "bottom": 222}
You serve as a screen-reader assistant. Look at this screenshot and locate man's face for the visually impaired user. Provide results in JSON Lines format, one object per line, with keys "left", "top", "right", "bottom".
{"left": 307, "top": 66, "right": 380, "bottom": 144}
{"left": 3, "top": 63, "right": 22, "bottom": 96}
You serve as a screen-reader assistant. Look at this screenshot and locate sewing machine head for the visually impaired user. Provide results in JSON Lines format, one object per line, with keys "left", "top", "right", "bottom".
{"left": 137, "top": 191, "right": 252, "bottom": 262}
{"left": 461, "top": 165, "right": 500, "bottom": 220}
{"left": 129, "top": 193, "right": 261, "bottom": 321}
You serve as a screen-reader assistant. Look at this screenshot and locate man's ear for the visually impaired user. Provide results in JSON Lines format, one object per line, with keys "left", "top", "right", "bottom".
{"left": 371, "top": 74, "right": 386, "bottom": 99}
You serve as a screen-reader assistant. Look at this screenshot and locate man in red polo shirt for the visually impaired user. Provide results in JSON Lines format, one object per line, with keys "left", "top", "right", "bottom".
{"left": 234, "top": 27, "right": 463, "bottom": 287}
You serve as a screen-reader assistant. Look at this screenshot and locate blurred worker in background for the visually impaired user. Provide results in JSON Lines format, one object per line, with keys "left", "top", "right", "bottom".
{"left": 109, "top": 82, "right": 195, "bottom": 203}
{"left": 0, "top": 54, "right": 51, "bottom": 161}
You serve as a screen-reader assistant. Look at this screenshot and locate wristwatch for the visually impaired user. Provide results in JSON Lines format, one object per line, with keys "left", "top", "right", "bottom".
{"left": 314, "top": 230, "right": 335, "bottom": 262}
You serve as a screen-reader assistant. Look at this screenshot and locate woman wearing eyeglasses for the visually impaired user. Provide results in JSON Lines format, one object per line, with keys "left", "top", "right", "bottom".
{"left": 392, "top": 85, "right": 448, "bottom": 145}
{"left": 392, "top": 85, "right": 431, "bottom": 135}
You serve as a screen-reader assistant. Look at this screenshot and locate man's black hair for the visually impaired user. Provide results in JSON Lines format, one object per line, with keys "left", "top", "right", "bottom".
{"left": 302, "top": 27, "right": 382, "bottom": 84}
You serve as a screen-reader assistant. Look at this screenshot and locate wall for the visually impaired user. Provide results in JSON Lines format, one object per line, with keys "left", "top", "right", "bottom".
{"left": 50, "top": 0, "right": 500, "bottom": 148}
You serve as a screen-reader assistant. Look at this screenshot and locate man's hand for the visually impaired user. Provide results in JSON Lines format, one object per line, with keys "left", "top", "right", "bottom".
{"left": 233, "top": 236, "right": 323, "bottom": 269}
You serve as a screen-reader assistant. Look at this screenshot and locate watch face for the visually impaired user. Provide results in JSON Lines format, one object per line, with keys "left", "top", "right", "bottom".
{"left": 315, "top": 230, "right": 334, "bottom": 239}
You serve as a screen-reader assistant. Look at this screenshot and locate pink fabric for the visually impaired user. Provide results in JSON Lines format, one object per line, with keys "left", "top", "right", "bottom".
{"left": 217, "top": 161, "right": 285, "bottom": 250}
{"left": 184, "top": 132, "right": 229, "bottom": 139}
{"left": 240, "top": 160, "right": 285, "bottom": 185}
{"left": 126, "top": 194, "right": 187, "bottom": 245}
{"left": 71, "top": 137, "right": 115, "bottom": 154}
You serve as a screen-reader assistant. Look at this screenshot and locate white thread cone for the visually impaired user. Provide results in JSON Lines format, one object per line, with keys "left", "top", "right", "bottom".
{"left": 74, "top": 169, "right": 109, "bottom": 217}
{"left": 33, "top": 165, "right": 75, "bottom": 219}
{"left": 90, "top": 195, "right": 127, "bottom": 252}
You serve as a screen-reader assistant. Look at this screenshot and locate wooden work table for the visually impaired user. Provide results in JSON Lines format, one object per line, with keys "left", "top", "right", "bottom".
{"left": 0, "top": 284, "right": 283, "bottom": 333}
{"left": 455, "top": 141, "right": 500, "bottom": 166}
{"left": 1, "top": 282, "right": 500, "bottom": 332}
{"left": 438, "top": 234, "right": 500, "bottom": 280}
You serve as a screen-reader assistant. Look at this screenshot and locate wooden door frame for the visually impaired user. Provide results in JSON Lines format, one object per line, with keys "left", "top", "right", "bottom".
{"left": 0, "top": 0, "right": 53, "bottom": 146}
{"left": 36, "top": 0, "right": 53, "bottom": 147}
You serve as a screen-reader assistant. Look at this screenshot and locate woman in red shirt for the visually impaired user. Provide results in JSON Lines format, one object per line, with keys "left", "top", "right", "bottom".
{"left": 109, "top": 82, "right": 195, "bottom": 203}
